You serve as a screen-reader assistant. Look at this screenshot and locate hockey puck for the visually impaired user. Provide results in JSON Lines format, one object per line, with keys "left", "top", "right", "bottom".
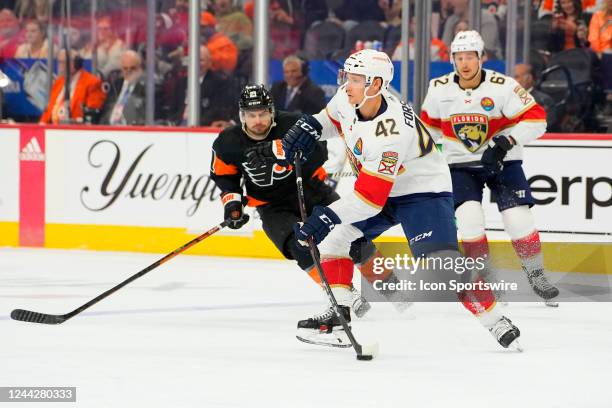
{"left": 356, "top": 354, "right": 373, "bottom": 361}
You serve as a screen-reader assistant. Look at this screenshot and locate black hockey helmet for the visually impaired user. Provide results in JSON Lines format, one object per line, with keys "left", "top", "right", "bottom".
{"left": 239, "top": 84, "right": 274, "bottom": 112}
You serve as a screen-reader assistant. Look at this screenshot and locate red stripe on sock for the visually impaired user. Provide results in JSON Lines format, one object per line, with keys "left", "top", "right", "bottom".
{"left": 461, "top": 235, "right": 489, "bottom": 260}
{"left": 511, "top": 230, "right": 541, "bottom": 259}
{"left": 321, "top": 258, "right": 354, "bottom": 286}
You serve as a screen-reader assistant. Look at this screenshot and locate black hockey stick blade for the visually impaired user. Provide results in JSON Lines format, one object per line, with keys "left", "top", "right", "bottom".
{"left": 11, "top": 309, "right": 66, "bottom": 325}
{"left": 10, "top": 220, "right": 228, "bottom": 325}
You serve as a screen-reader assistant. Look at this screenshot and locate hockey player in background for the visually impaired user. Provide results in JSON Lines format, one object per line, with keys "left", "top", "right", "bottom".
{"left": 420, "top": 30, "right": 559, "bottom": 306}
{"left": 260, "top": 49, "right": 522, "bottom": 350}
{"left": 211, "top": 84, "right": 385, "bottom": 323}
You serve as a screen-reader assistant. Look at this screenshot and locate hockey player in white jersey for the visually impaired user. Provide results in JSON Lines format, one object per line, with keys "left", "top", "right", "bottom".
{"left": 420, "top": 30, "right": 559, "bottom": 306}
{"left": 260, "top": 49, "right": 522, "bottom": 350}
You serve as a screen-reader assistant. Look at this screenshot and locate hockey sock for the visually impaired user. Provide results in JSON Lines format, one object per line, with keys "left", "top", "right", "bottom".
{"left": 461, "top": 234, "right": 500, "bottom": 283}
{"left": 321, "top": 257, "right": 354, "bottom": 306}
{"left": 461, "top": 234, "right": 490, "bottom": 262}
{"left": 458, "top": 278, "right": 497, "bottom": 317}
{"left": 511, "top": 230, "right": 544, "bottom": 274}
{"left": 306, "top": 266, "right": 322, "bottom": 285}
{"left": 501, "top": 206, "right": 544, "bottom": 273}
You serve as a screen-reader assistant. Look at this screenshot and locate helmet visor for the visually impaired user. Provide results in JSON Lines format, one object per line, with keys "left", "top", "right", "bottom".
{"left": 337, "top": 69, "right": 368, "bottom": 87}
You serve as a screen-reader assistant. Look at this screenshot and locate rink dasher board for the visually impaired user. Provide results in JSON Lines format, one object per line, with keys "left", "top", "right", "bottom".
{"left": 0, "top": 126, "right": 610, "bottom": 265}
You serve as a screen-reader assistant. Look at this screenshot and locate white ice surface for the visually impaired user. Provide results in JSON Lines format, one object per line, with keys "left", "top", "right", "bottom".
{"left": 2, "top": 247, "right": 612, "bottom": 408}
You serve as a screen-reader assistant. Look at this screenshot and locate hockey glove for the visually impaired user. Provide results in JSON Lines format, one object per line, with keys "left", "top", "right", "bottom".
{"left": 293, "top": 206, "right": 341, "bottom": 250}
{"left": 481, "top": 135, "right": 515, "bottom": 176}
{"left": 245, "top": 139, "right": 288, "bottom": 168}
{"left": 282, "top": 114, "right": 322, "bottom": 164}
{"left": 222, "top": 192, "right": 250, "bottom": 229}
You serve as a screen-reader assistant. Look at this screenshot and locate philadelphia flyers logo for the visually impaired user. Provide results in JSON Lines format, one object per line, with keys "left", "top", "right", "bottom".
{"left": 242, "top": 161, "right": 293, "bottom": 187}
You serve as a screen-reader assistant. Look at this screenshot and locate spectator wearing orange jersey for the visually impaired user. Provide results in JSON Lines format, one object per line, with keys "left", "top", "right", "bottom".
{"left": 39, "top": 49, "right": 106, "bottom": 124}
{"left": 538, "top": 0, "right": 602, "bottom": 18}
{"left": 200, "top": 11, "right": 238, "bottom": 74}
{"left": 211, "top": 0, "right": 253, "bottom": 52}
{"left": 588, "top": 0, "right": 612, "bottom": 56}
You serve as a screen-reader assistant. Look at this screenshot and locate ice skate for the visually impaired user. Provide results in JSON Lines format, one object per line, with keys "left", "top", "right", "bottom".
{"left": 523, "top": 267, "right": 559, "bottom": 305}
{"left": 489, "top": 316, "right": 522, "bottom": 351}
{"left": 296, "top": 305, "right": 352, "bottom": 348}
{"left": 351, "top": 285, "right": 371, "bottom": 318}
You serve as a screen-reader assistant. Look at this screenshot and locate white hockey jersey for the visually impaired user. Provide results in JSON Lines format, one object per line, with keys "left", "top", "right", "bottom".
{"left": 420, "top": 69, "right": 547, "bottom": 165}
{"left": 313, "top": 86, "right": 452, "bottom": 225}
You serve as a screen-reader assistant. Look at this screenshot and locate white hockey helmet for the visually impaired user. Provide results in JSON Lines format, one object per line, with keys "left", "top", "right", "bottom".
{"left": 450, "top": 30, "right": 485, "bottom": 58}
{"left": 450, "top": 30, "right": 485, "bottom": 76}
{"left": 338, "top": 49, "right": 394, "bottom": 108}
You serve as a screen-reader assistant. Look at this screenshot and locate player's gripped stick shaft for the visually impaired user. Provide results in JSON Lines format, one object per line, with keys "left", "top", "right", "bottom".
{"left": 11, "top": 221, "right": 229, "bottom": 325}
{"left": 294, "top": 151, "right": 378, "bottom": 361}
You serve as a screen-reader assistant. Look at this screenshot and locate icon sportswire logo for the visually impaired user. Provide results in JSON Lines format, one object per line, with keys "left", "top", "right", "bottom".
{"left": 19, "top": 137, "right": 45, "bottom": 161}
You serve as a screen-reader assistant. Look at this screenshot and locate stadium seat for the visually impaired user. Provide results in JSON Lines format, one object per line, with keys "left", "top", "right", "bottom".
{"left": 536, "top": 48, "right": 601, "bottom": 131}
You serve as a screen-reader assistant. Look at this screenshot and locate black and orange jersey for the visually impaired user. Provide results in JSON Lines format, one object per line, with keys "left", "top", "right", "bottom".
{"left": 210, "top": 111, "right": 328, "bottom": 206}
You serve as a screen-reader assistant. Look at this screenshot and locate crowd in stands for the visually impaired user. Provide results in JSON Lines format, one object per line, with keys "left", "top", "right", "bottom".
{"left": 0, "top": 0, "right": 609, "bottom": 132}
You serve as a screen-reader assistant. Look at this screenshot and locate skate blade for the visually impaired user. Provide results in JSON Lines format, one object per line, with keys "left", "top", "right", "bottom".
{"left": 509, "top": 339, "right": 524, "bottom": 352}
{"left": 296, "top": 328, "right": 353, "bottom": 349}
{"left": 544, "top": 300, "right": 559, "bottom": 307}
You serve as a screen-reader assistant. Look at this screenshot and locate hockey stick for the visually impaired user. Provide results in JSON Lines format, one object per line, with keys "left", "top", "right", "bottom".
{"left": 294, "top": 151, "right": 378, "bottom": 360}
{"left": 11, "top": 221, "right": 229, "bottom": 325}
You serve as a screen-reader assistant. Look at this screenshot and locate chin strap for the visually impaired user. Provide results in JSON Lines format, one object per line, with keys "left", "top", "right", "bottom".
{"left": 354, "top": 85, "right": 384, "bottom": 110}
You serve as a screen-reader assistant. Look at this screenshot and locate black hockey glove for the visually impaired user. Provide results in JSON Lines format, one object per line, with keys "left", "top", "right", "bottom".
{"left": 282, "top": 114, "right": 322, "bottom": 164}
{"left": 245, "top": 139, "right": 288, "bottom": 168}
{"left": 293, "top": 206, "right": 341, "bottom": 250}
{"left": 222, "top": 192, "right": 250, "bottom": 229}
{"left": 480, "top": 135, "right": 515, "bottom": 176}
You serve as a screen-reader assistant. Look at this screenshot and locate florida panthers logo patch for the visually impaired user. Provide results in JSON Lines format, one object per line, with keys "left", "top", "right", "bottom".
{"left": 378, "top": 151, "right": 398, "bottom": 175}
{"left": 450, "top": 114, "right": 489, "bottom": 152}
{"left": 242, "top": 162, "right": 293, "bottom": 187}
